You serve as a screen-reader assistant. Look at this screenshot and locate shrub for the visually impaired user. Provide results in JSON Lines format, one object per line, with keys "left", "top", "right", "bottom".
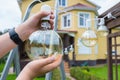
{"left": 70, "top": 67, "right": 106, "bottom": 80}
{"left": 51, "top": 68, "right": 61, "bottom": 80}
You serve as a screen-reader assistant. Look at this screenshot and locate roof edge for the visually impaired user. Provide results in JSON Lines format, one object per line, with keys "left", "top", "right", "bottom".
{"left": 59, "top": 7, "right": 99, "bottom": 15}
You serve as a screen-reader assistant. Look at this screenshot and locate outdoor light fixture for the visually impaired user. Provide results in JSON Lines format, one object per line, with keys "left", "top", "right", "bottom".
{"left": 80, "top": 15, "right": 111, "bottom": 47}
{"left": 81, "top": 29, "right": 97, "bottom": 47}
{"left": 80, "top": 18, "right": 108, "bottom": 47}
{"left": 64, "top": 45, "right": 74, "bottom": 54}
{"left": 97, "top": 18, "right": 108, "bottom": 36}
{"left": 97, "top": 13, "right": 116, "bottom": 36}
{"left": 64, "top": 48, "right": 68, "bottom": 54}
{"left": 69, "top": 45, "right": 74, "bottom": 52}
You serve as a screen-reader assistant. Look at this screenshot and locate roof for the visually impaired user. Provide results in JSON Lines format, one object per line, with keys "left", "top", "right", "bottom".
{"left": 69, "top": 3, "right": 94, "bottom": 9}
{"left": 99, "top": 2, "right": 120, "bottom": 18}
{"left": 59, "top": 3, "right": 99, "bottom": 15}
{"left": 99, "top": 2, "right": 120, "bottom": 29}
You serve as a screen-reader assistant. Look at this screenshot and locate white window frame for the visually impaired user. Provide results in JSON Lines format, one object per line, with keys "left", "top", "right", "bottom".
{"left": 78, "top": 38, "right": 91, "bottom": 54}
{"left": 59, "top": 0, "right": 67, "bottom": 7}
{"left": 94, "top": 16, "right": 99, "bottom": 29}
{"left": 61, "top": 13, "right": 71, "bottom": 29}
{"left": 78, "top": 12, "right": 91, "bottom": 28}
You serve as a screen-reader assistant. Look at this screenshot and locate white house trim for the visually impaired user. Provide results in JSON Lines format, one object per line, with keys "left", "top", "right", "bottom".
{"left": 78, "top": 12, "right": 91, "bottom": 28}
{"left": 61, "top": 12, "right": 72, "bottom": 29}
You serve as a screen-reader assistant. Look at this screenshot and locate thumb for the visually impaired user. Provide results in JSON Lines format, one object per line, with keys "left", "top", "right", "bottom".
{"left": 36, "top": 55, "right": 56, "bottom": 67}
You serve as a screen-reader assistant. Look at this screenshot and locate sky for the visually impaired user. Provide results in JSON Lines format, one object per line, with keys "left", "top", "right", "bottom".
{"left": 0, "top": 0, "right": 21, "bottom": 32}
{"left": 0, "top": 0, "right": 119, "bottom": 32}
{"left": 90, "top": 0, "right": 120, "bottom": 14}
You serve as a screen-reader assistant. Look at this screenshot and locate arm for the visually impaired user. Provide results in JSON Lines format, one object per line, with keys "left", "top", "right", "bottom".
{"left": 0, "top": 11, "right": 54, "bottom": 58}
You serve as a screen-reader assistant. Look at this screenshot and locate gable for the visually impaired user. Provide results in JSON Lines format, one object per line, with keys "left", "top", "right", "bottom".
{"left": 66, "top": 0, "right": 100, "bottom": 10}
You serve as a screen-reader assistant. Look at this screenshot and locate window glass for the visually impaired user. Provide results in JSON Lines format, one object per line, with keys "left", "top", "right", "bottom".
{"left": 62, "top": 0, "right": 65, "bottom": 6}
{"left": 59, "top": 0, "right": 66, "bottom": 7}
{"left": 79, "top": 13, "right": 90, "bottom": 28}
{"left": 62, "top": 14, "right": 71, "bottom": 28}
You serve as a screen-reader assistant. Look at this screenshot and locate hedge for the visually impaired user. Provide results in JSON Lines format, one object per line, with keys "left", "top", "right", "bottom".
{"left": 70, "top": 67, "right": 106, "bottom": 80}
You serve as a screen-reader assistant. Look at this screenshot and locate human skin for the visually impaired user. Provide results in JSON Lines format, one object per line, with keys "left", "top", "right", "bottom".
{"left": 0, "top": 11, "right": 63, "bottom": 80}
{"left": 0, "top": 11, "right": 54, "bottom": 58}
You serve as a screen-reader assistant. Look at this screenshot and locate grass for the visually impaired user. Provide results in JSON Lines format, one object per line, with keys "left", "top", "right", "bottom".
{"left": 89, "top": 64, "right": 120, "bottom": 80}
{"left": 0, "top": 63, "right": 69, "bottom": 80}
{"left": 2, "top": 62, "right": 119, "bottom": 80}
{"left": 0, "top": 63, "right": 45, "bottom": 80}
{"left": 89, "top": 65, "right": 108, "bottom": 80}
{"left": 0, "top": 63, "right": 5, "bottom": 72}
{"left": 0, "top": 74, "right": 45, "bottom": 80}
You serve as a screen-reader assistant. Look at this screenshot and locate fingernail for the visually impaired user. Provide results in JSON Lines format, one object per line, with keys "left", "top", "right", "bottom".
{"left": 50, "top": 56, "right": 55, "bottom": 61}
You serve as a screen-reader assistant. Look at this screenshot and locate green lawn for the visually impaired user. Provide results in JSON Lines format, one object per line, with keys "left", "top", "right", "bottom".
{"left": 89, "top": 64, "right": 120, "bottom": 80}
{"left": 0, "top": 63, "right": 45, "bottom": 80}
{"left": 2, "top": 63, "right": 119, "bottom": 80}
{"left": 0, "top": 63, "right": 5, "bottom": 72}
{"left": 70, "top": 64, "right": 120, "bottom": 80}
{"left": 0, "top": 74, "right": 45, "bottom": 80}
{"left": 0, "top": 63, "right": 70, "bottom": 80}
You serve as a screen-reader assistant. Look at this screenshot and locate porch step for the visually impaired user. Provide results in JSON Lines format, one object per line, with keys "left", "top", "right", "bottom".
{"left": 64, "top": 61, "right": 70, "bottom": 73}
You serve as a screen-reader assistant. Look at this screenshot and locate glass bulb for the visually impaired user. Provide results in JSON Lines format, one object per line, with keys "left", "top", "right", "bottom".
{"left": 81, "top": 30, "right": 97, "bottom": 47}
{"left": 97, "top": 25, "right": 108, "bottom": 36}
{"left": 25, "top": 30, "right": 63, "bottom": 60}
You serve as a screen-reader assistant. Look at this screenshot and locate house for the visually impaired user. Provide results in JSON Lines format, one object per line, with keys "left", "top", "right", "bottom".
{"left": 19, "top": 0, "right": 108, "bottom": 66}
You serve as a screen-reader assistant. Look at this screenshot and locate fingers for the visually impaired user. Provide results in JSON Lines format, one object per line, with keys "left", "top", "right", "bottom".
{"left": 27, "top": 55, "right": 56, "bottom": 69}
{"left": 41, "top": 54, "right": 62, "bottom": 67}
{"left": 49, "top": 19, "right": 54, "bottom": 29}
{"left": 39, "top": 54, "right": 63, "bottom": 73}
{"left": 37, "top": 55, "right": 56, "bottom": 67}
{"left": 35, "top": 11, "right": 54, "bottom": 20}
{"left": 35, "top": 11, "right": 54, "bottom": 29}
{"left": 24, "top": 54, "right": 63, "bottom": 78}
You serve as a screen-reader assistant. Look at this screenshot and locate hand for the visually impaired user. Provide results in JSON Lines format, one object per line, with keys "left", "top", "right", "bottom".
{"left": 23, "top": 11, "right": 54, "bottom": 31}
{"left": 16, "top": 54, "right": 63, "bottom": 80}
{"left": 15, "top": 11, "right": 54, "bottom": 41}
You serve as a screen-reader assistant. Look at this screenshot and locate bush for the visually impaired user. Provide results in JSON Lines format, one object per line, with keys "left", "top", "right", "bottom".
{"left": 70, "top": 67, "right": 106, "bottom": 80}
{"left": 51, "top": 68, "right": 61, "bottom": 80}
{"left": 50, "top": 68, "right": 70, "bottom": 80}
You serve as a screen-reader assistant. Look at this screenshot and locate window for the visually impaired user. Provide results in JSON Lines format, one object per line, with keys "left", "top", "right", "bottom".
{"left": 59, "top": 0, "right": 67, "bottom": 7}
{"left": 78, "top": 12, "right": 90, "bottom": 28}
{"left": 62, "top": 13, "right": 71, "bottom": 28}
{"left": 78, "top": 38, "right": 91, "bottom": 54}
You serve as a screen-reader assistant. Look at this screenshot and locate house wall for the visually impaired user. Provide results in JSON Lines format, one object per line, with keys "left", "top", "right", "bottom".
{"left": 59, "top": 10, "right": 100, "bottom": 61}
{"left": 20, "top": 0, "right": 107, "bottom": 65}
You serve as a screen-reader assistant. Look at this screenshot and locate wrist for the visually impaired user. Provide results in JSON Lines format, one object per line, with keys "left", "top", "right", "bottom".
{"left": 15, "top": 24, "right": 34, "bottom": 41}
{"left": 16, "top": 66, "right": 35, "bottom": 80}
{"left": 9, "top": 28, "right": 23, "bottom": 45}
